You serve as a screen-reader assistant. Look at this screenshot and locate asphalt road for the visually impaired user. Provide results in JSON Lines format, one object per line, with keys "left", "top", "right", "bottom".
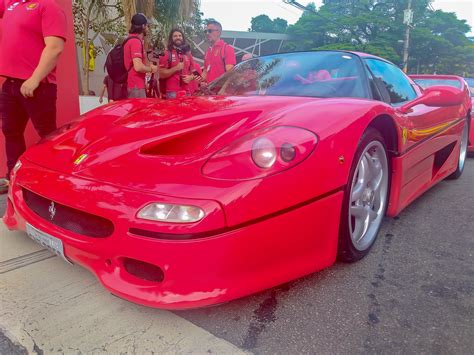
{"left": 1, "top": 159, "right": 473, "bottom": 354}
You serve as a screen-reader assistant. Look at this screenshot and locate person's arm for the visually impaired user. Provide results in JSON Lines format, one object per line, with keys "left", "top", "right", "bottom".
{"left": 201, "top": 50, "right": 210, "bottom": 83}
{"left": 20, "top": 36, "right": 64, "bottom": 98}
{"left": 181, "top": 54, "right": 196, "bottom": 84}
{"left": 159, "top": 62, "right": 184, "bottom": 79}
{"left": 129, "top": 39, "right": 157, "bottom": 74}
{"left": 132, "top": 58, "right": 157, "bottom": 74}
{"left": 99, "top": 84, "right": 106, "bottom": 103}
{"left": 201, "top": 69, "right": 208, "bottom": 83}
{"left": 224, "top": 45, "right": 236, "bottom": 73}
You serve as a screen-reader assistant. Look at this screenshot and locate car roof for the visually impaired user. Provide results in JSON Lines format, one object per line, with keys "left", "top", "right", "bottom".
{"left": 349, "top": 51, "right": 385, "bottom": 61}
{"left": 263, "top": 50, "right": 385, "bottom": 62}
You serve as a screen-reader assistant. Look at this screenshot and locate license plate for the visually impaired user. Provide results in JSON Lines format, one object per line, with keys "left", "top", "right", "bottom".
{"left": 26, "top": 223, "right": 71, "bottom": 264}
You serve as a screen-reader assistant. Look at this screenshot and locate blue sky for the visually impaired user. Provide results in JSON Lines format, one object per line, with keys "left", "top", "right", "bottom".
{"left": 201, "top": 0, "right": 473, "bottom": 36}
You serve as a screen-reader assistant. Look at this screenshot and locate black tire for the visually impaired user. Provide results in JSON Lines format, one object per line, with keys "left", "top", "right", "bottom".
{"left": 338, "top": 128, "right": 390, "bottom": 262}
{"left": 447, "top": 118, "right": 469, "bottom": 180}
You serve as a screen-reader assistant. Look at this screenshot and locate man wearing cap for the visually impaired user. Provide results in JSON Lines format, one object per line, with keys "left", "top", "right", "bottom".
{"left": 0, "top": 0, "right": 67, "bottom": 194}
{"left": 202, "top": 20, "right": 236, "bottom": 84}
{"left": 124, "top": 13, "right": 157, "bottom": 99}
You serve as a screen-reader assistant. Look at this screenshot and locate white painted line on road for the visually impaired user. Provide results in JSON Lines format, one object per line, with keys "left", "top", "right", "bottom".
{"left": 0, "top": 222, "right": 248, "bottom": 354}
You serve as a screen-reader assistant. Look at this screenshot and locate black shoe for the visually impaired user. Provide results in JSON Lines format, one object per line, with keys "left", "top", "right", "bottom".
{"left": 0, "top": 178, "right": 9, "bottom": 194}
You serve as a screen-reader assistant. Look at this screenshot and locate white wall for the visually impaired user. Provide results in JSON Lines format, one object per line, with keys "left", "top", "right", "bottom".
{"left": 79, "top": 96, "right": 105, "bottom": 114}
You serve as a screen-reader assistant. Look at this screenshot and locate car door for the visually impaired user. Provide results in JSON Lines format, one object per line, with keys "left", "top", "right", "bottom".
{"left": 365, "top": 58, "right": 464, "bottom": 208}
{"left": 366, "top": 58, "right": 461, "bottom": 153}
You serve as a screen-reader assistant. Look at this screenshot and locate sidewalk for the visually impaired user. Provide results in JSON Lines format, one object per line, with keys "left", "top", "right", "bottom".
{"left": 0, "top": 221, "right": 246, "bottom": 354}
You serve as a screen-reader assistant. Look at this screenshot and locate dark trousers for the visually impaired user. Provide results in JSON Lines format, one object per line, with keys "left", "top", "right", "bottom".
{"left": 0, "top": 78, "right": 57, "bottom": 177}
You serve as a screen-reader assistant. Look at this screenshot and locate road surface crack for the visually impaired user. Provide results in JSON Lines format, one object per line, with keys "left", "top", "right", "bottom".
{"left": 23, "top": 326, "right": 43, "bottom": 355}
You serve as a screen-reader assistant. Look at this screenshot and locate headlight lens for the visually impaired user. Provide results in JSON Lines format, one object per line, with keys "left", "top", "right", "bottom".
{"left": 280, "top": 143, "right": 296, "bottom": 162}
{"left": 252, "top": 138, "right": 277, "bottom": 168}
{"left": 202, "top": 126, "right": 318, "bottom": 180}
{"left": 137, "top": 203, "right": 205, "bottom": 223}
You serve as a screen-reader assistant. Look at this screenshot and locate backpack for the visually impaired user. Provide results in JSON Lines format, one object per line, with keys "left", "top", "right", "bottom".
{"left": 105, "top": 37, "right": 143, "bottom": 84}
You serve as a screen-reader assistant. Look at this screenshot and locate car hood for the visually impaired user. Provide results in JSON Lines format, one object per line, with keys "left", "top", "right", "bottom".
{"left": 22, "top": 95, "right": 342, "bottom": 192}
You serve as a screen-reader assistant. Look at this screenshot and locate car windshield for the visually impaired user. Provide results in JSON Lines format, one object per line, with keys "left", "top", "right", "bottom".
{"left": 196, "top": 51, "right": 369, "bottom": 99}
{"left": 465, "top": 78, "right": 474, "bottom": 97}
{"left": 413, "top": 78, "right": 462, "bottom": 90}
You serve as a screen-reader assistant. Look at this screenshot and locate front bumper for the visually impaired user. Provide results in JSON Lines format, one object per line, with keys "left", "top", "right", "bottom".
{"left": 3, "top": 160, "right": 343, "bottom": 309}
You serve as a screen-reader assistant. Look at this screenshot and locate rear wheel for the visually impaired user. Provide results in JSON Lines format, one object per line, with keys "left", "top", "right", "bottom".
{"left": 338, "top": 128, "right": 390, "bottom": 262}
{"left": 447, "top": 118, "right": 469, "bottom": 180}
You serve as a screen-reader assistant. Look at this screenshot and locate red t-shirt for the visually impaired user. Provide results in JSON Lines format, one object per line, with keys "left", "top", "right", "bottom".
{"left": 0, "top": 0, "right": 67, "bottom": 83}
{"left": 159, "top": 49, "right": 194, "bottom": 93}
{"left": 204, "top": 39, "right": 236, "bottom": 83}
{"left": 123, "top": 34, "right": 146, "bottom": 89}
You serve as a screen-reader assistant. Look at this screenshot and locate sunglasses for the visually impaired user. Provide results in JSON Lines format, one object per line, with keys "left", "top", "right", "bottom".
{"left": 204, "top": 29, "right": 219, "bottom": 34}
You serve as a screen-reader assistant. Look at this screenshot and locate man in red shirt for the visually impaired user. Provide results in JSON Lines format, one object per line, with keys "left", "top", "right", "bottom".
{"left": 0, "top": 0, "right": 67, "bottom": 193}
{"left": 159, "top": 28, "right": 198, "bottom": 99}
{"left": 123, "top": 13, "right": 157, "bottom": 99}
{"left": 202, "top": 20, "right": 236, "bottom": 84}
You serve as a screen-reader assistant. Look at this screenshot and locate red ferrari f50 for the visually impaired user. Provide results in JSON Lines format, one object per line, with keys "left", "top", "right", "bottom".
{"left": 3, "top": 51, "right": 471, "bottom": 309}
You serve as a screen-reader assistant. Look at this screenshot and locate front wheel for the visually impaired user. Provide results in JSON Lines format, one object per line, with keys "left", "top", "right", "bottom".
{"left": 338, "top": 128, "right": 390, "bottom": 262}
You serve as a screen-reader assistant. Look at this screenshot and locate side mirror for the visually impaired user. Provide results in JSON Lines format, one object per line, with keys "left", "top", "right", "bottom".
{"left": 398, "top": 85, "right": 464, "bottom": 114}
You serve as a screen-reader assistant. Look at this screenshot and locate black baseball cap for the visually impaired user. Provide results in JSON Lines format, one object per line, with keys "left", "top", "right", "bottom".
{"left": 131, "top": 13, "right": 148, "bottom": 26}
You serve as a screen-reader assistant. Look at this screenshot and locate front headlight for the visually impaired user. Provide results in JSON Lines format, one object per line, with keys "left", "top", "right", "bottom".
{"left": 137, "top": 203, "right": 205, "bottom": 223}
{"left": 252, "top": 137, "right": 277, "bottom": 168}
{"left": 202, "top": 126, "right": 318, "bottom": 180}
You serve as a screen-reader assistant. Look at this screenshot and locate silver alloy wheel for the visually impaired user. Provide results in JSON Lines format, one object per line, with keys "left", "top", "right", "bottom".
{"left": 458, "top": 121, "right": 469, "bottom": 171}
{"left": 349, "top": 141, "right": 388, "bottom": 251}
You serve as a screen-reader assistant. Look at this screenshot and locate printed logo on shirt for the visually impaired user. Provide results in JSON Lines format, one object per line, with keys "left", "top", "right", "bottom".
{"left": 26, "top": 3, "right": 39, "bottom": 10}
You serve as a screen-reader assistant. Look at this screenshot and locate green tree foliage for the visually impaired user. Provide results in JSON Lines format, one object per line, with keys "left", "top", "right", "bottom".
{"left": 250, "top": 14, "right": 288, "bottom": 33}
{"left": 151, "top": 0, "right": 202, "bottom": 49}
{"left": 281, "top": 0, "right": 474, "bottom": 75}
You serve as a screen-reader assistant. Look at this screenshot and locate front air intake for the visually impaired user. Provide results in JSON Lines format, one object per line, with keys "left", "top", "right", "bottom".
{"left": 23, "top": 189, "right": 114, "bottom": 238}
{"left": 123, "top": 258, "right": 164, "bottom": 282}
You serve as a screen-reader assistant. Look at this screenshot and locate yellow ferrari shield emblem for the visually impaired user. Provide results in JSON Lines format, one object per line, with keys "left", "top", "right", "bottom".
{"left": 27, "top": 3, "right": 39, "bottom": 10}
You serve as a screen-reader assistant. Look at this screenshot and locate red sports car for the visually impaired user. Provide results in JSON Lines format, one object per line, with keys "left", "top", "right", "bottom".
{"left": 411, "top": 74, "right": 473, "bottom": 153}
{"left": 3, "top": 51, "right": 471, "bottom": 309}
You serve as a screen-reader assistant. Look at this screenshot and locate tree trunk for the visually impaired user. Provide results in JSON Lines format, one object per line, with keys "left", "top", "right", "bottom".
{"left": 83, "top": 15, "right": 90, "bottom": 95}
{"left": 122, "top": 0, "right": 136, "bottom": 29}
